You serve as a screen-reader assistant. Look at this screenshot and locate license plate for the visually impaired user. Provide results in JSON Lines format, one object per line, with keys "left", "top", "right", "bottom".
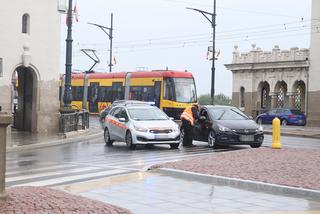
{"left": 240, "top": 135, "right": 254, "bottom": 142}
{"left": 154, "top": 134, "right": 169, "bottom": 139}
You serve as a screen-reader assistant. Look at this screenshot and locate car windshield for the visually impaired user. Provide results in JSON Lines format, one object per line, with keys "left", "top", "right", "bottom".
{"left": 173, "top": 78, "right": 197, "bottom": 103}
{"left": 128, "top": 107, "right": 169, "bottom": 121}
{"left": 209, "top": 108, "right": 249, "bottom": 120}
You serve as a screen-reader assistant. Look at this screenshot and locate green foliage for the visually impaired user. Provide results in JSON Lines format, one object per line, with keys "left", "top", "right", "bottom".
{"left": 198, "top": 93, "right": 232, "bottom": 106}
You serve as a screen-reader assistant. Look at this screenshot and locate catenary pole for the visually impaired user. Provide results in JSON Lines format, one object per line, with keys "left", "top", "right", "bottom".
{"left": 88, "top": 13, "right": 114, "bottom": 72}
{"left": 187, "top": 0, "right": 217, "bottom": 105}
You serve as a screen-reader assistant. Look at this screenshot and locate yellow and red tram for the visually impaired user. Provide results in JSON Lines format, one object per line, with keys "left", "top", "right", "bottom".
{"left": 60, "top": 70, "right": 197, "bottom": 119}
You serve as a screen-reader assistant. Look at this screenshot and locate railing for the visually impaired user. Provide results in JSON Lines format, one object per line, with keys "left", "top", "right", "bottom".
{"left": 59, "top": 110, "right": 89, "bottom": 133}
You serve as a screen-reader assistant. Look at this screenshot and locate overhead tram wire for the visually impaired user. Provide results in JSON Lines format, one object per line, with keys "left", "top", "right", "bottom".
{"left": 75, "top": 30, "right": 313, "bottom": 55}
{"left": 76, "top": 22, "right": 317, "bottom": 54}
{"left": 70, "top": 30, "right": 314, "bottom": 56}
{"left": 157, "top": 0, "right": 305, "bottom": 19}
{"left": 108, "top": 24, "right": 316, "bottom": 50}
{"left": 103, "top": 19, "right": 317, "bottom": 48}
{"left": 111, "top": 30, "right": 318, "bottom": 54}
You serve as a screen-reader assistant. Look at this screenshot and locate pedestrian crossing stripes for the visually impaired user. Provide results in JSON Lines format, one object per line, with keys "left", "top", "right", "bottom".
{"left": 5, "top": 143, "right": 239, "bottom": 188}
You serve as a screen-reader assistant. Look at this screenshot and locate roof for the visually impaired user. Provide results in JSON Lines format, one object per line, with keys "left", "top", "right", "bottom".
{"left": 69, "top": 70, "right": 194, "bottom": 79}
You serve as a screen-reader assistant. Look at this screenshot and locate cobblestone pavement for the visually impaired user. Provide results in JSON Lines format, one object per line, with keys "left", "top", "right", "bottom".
{"left": 0, "top": 186, "right": 132, "bottom": 214}
{"left": 76, "top": 172, "right": 320, "bottom": 214}
{"left": 152, "top": 147, "right": 320, "bottom": 190}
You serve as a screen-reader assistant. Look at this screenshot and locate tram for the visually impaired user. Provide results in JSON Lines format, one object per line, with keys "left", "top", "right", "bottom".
{"left": 60, "top": 70, "right": 197, "bottom": 119}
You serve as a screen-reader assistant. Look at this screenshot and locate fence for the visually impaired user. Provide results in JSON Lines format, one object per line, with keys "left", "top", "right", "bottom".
{"left": 59, "top": 110, "right": 89, "bottom": 133}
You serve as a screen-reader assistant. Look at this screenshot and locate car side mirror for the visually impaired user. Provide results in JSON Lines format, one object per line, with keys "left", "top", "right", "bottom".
{"left": 169, "top": 117, "right": 174, "bottom": 120}
{"left": 118, "top": 118, "right": 127, "bottom": 123}
{"left": 248, "top": 116, "right": 253, "bottom": 120}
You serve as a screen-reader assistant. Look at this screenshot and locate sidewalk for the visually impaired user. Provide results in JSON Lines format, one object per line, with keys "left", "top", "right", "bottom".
{"left": 151, "top": 147, "right": 320, "bottom": 198}
{"left": 7, "top": 116, "right": 103, "bottom": 153}
{"left": 263, "top": 124, "right": 320, "bottom": 139}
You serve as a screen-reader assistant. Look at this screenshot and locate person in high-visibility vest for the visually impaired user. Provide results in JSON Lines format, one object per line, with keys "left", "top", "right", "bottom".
{"left": 180, "top": 104, "right": 199, "bottom": 147}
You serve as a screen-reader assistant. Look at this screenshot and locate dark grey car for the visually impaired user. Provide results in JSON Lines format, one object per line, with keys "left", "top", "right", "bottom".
{"left": 180, "top": 105, "right": 264, "bottom": 149}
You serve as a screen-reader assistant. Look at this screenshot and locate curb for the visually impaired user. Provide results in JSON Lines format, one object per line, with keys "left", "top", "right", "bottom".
{"left": 264, "top": 130, "right": 320, "bottom": 139}
{"left": 7, "top": 130, "right": 103, "bottom": 153}
{"left": 154, "top": 168, "right": 320, "bottom": 200}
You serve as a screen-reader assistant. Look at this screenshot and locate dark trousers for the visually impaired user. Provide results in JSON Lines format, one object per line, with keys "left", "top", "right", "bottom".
{"left": 182, "top": 119, "right": 194, "bottom": 146}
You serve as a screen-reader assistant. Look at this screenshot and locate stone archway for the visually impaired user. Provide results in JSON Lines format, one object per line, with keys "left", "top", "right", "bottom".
{"left": 257, "top": 81, "right": 271, "bottom": 111}
{"left": 274, "top": 81, "right": 288, "bottom": 108}
{"left": 12, "top": 66, "right": 38, "bottom": 132}
{"left": 292, "top": 80, "right": 306, "bottom": 112}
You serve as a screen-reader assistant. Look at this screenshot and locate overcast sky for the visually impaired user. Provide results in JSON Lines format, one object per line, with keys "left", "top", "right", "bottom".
{"left": 60, "top": 0, "right": 312, "bottom": 96}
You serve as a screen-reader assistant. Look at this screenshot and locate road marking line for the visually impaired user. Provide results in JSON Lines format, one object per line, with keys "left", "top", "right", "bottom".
{"left": 7, "top": 166, "right": 101, "bottom": 182}
{"left": 12, "top": 169, "right": 129, "bottom": 187}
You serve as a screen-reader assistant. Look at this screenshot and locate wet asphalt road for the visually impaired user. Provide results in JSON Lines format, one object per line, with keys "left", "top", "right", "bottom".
{"left": 6, "top": 118, "right": 320, "bottom": 188}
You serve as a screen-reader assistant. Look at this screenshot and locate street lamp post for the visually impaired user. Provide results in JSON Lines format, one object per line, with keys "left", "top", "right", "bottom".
{"left": 187, "top": 0, "right": 217, "bottom": 105}
{"left": 88, "top": 13, "right": 114, "bottom": 73}
{"left": 62, "top": 0, "right": 74, "bottom": 113}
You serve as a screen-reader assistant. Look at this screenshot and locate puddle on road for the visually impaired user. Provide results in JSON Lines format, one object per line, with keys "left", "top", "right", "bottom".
{"left": 59, "top": 172, "right": 156, "bottom": 194}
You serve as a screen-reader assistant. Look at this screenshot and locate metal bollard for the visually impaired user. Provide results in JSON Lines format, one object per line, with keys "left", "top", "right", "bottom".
{"left": 0, "top": 113, "right": 12, "bottom": 201}
{"left": 272, "top": 117, "right": 281, "bottom": 149}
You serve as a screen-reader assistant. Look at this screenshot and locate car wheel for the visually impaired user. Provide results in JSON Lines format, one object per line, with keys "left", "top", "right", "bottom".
{"left": 125, "top": 131, "right": 136, "bottom": 150}
{"left": 281, "top": 119, "right": 287, "bottom": 126}
{"left": 250, "top": 143, "right": 262, "bottom": 148}
{"left": 179, "top": 127, "right": 185, "bottom": 144}
{"left": 170, "top": 143, "right": 180, "bottom": 149}
{"left": 257, "top": 118, "right": 263, "bottom": 125}
{"left": 208, "top": 131, "right": 217, "bottom": 149}
{"left": 104, "top": 127, "right": 113, "bottom": 146}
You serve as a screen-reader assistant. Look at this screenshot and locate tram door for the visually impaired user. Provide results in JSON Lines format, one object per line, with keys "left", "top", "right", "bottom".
{"left": 112, "top": 82, "right": 124, "bottom": 102}
{"left": 88, "top": 82, "right": 99, "bottom": 113}
{"left": 154, "top": 81, "right": 161, "bottom": 108}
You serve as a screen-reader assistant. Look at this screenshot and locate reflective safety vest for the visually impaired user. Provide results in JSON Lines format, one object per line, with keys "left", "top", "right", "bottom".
{"left": 180, "top": 107, "right": 195, "bottom": 126}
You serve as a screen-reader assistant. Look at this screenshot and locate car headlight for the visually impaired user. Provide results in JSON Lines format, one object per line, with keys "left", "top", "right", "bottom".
{"left": 256, "top": 125, "right": 264, "bottom": 132}
{"left": 134, "top": 125, "right": 148, "bottom": 132}
{"left": 218, "top": 125, "right": 231, "bottom": 132}
{"left": 172, "top": 126, "right": 179, "bottom": 132}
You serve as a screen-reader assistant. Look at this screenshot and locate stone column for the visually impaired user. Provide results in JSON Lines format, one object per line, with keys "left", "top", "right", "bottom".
{"left": 270, "top": 93, "right": 277, "bottom": 108}
{"left": 287, "top": 92, "right": 296, "bottom": 109}
{"left": 0, "top": 113, "right": 12, "bottom": 201}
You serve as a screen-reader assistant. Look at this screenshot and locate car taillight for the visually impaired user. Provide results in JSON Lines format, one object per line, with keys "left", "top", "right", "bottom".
{"left": 288, "top": 114, "right": 297, "bottom": 119}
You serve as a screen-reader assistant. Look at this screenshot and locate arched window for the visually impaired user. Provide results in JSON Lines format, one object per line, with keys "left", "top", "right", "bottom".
{"left": 240, "top": 87, "right": 245, "bottom": 108}
{"left": 22, "top": 14, "right": 30, "bottom": 34}
{"left": 294, "top": 81, "right": 306, "bottom": 111}
{"left": 261, "top": 86, "right": 268, "bottom": 109}
{"left": 276, "top": 82, "right": 287, "bottom": 108}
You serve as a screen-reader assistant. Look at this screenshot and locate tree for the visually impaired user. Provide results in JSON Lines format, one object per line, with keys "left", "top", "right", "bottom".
{"left": 198, "top": 93, "right": 232, "bottom": 105}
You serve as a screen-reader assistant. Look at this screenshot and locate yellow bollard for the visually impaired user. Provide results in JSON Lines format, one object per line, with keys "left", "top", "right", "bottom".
{"left": 272, "top": 117, "right": 281, "bottom": 149}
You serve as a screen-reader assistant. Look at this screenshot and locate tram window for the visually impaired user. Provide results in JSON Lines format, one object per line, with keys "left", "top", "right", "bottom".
{"left": 130, "top": 86, "right": 143, "bottom": 100}
{"left": 142, "top": 87, "right": 155, "bottom": 102}
{"left": 99, "top": 86, "right": 112, "bottom": 102}
{"left": 164, "top": 78, "right": 174, "bottom": 100}
{"left": 111, "top": 84, "right": 124, "bottom": 102}
{"left": 129, "top": 86, "right": 155, "bottom": 102}
{"left": 72, "top": 86, "right": 83, "bottom": 101}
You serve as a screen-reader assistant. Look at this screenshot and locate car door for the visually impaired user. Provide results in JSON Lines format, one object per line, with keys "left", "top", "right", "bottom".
{"left": 108, "top": 107, "right": 121, "bottom": 140}
{"left": 193, "top": 109, "right": 210, "bottom": 142}
{"left": 114, "top": 108, "right": 129, "bottom": 141}
{"left": 265, "top": 109, "right": 277, "bottom": 124}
